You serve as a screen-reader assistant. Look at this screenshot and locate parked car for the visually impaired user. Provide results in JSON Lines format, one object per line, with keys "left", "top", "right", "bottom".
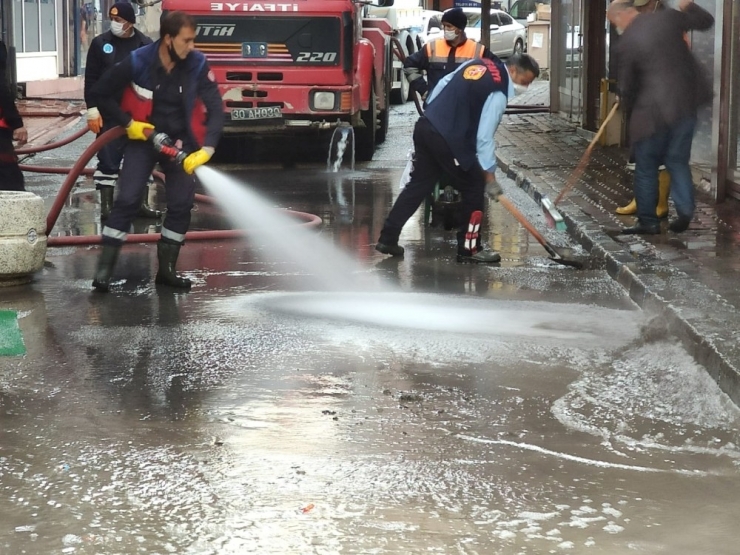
{"left": 509, "top": 0, "right": 550, "bottom": 27}
{"left": 463, "top": 8, "right": 526, "bottom": 58}
{"left": 416, "top": 9, "right": 444, "bottom": 48}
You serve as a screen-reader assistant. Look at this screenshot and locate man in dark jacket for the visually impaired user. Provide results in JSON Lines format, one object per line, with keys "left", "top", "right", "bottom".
{"left": 376, "top": 54, "right": 539, "bottom": 263}
{"left": 0, "top": 40, "right": 27, "bottom": 191}
{"left": 609, "top": 0, "right": 713, "bottom": 235}
{"left": 90, "top": 10, "right": 224, "bottom": 292}
{"left": 85, "top": 2, "right": 154, "bottom": 219}
{"left": 404, "top": 7, "right": 496, "bottom": 100}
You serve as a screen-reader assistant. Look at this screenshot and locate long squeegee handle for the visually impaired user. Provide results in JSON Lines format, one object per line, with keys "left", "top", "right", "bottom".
{"left": 499, "top": 195, "right": 559, "bottom": 259}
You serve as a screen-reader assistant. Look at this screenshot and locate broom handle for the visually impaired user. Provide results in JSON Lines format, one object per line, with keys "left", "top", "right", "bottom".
{"left": 554, "top": 102, "right": 620, "bottom": 206}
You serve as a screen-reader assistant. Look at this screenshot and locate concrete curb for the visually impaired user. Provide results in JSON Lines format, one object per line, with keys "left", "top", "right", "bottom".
{"left": 496, "top": 153, "right": 740, "bottom": 406}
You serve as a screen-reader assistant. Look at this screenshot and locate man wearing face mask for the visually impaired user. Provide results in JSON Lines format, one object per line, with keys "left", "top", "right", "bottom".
{"left": 89, "top": 10, "right": 224, "bottom": 292}
{"left": 404, "top": 7, "right": 500, "bottom": 102}
{"left": 377, "top": 54, "right": 539, "bottom": 263}
{"left": 84, "top": 2, "right": 155, "bottom": 220}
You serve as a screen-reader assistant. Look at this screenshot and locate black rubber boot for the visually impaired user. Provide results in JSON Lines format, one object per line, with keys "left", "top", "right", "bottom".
{"left": 155, "top": 238, "right": 192, "bottom": 289}
{"left": 92, "top": 244, "right": 121, "bottom": 292}
{"left": 98, "top": 186, "right": 114, "bottom": 221}
{"left": 375, "top": 242, "right": 405, "bottom": 257}
{"left": 456, "top": 232, "right": 501, "bottom": 264}
{"left": 457, "top": 249, "right": 502, "bottom": 264}
{"left": 138, "top": 181, "right": 163, "bottom": 219}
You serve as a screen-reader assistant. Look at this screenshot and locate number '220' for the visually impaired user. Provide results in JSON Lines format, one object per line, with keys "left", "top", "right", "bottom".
{"left": 296, "top": 52, "right": 337, "bottom": 62}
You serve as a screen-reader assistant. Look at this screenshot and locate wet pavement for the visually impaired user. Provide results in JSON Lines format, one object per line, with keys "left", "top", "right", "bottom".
{"left": 1, "top": 95, "right": 740, "bottom": 553}
{"left": 495, "top": 110, "right": 740, "bottom": 408}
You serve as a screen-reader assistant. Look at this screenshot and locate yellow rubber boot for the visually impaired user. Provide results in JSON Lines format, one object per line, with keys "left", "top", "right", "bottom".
{"left": 615, "top": 198, "right": 637, "bottom": 215}
{"left": 616, "top": 170, "right": 671, "bottom": 217}
{"left": 656, "top": 169, "right": 671, "bottom": 219}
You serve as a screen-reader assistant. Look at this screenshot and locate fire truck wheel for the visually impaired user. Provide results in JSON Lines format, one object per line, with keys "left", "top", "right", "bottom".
{"left": 377, "top": 107, "right": 389, "bottom": 144}
{"left": 356, "top": 85, "right": 377, "bottom": 162}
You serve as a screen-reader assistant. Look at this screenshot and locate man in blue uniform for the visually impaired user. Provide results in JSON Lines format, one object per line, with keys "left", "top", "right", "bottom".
{"left": 90, "top": 10, "right": 224, "bottom": 292}
{"left": 376, "top": 53, "right": 539, "bottom": 263}
{"left": 84, "top": 2, "right": 156, "bottom": 219}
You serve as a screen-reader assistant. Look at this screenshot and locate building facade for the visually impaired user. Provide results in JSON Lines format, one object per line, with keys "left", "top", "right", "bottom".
{"left": 1, "top": 0, "right": 160, "bottom": 90}
{"left": 549, "top": 0, "right": 739, "bottom": 202}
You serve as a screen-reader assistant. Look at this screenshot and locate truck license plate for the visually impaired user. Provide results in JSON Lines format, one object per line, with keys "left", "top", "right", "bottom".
{"left": 242, "top": 42, "right": 268, "bottom": 58}
{"left": 230, "top": 107, "right": 282, "bottom": 121}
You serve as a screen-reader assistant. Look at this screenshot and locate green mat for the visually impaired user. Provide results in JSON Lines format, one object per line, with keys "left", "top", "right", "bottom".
{"left": 0, "top": 310, "right": 26, "bottom": 356}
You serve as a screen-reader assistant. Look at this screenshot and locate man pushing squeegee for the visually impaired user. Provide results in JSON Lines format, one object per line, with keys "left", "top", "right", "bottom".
{"left": 375, "top": 54, "right": 581, "bottom": 268}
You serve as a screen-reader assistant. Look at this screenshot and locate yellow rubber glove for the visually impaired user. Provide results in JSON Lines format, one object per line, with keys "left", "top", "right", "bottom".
{"left": 183, "top": 147, "right": 214, "bottom": 175}
{"left": 86, "top": 107, "right": 103, "bottom": 134}
{"left": 126, "top": 120, "right": 155, "bottom": 141}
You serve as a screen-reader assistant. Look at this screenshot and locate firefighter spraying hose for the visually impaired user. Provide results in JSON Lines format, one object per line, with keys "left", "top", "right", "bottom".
{"left": 89, "top": 10, "right": 225, "bottom": 293}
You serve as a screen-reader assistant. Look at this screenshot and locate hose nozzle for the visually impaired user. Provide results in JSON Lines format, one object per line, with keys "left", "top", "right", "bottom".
{"left": 149, "top": 131, "right": 188, "bottom": 165}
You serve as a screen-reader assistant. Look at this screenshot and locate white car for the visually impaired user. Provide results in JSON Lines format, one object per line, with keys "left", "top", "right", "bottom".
{"left": 509, "top": 0, "right": 550, "bottom": 27}
{"left": 415, "top": 10, "right": 444, "bottom": 48}
{"left": 463, "top": 8, "right": 527, "bottom": 58}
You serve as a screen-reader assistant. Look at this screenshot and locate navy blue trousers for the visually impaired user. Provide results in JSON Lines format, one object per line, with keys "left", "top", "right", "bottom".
{"left": 102, "top": 140, "right": 197, "bottom": 246}
{"left": 95, "top": 123, "right": 127, "bottom": 177}
{"left": 378, "top": 116, "right": 486, "bottom": 251}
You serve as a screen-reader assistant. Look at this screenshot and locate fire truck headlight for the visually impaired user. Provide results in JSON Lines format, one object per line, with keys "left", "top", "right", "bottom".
{"left": 312, "top": 92, "right": 337, "bottom": 111}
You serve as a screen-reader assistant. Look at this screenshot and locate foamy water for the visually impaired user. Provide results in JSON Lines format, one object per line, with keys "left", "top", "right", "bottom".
{"left": 213, "top": 291, "right": 642, "bottom": 351}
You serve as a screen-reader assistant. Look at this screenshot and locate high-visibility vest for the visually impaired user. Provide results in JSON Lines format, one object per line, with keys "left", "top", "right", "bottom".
{"left": 423, "top": 38, "right": 487, "bottom": 93}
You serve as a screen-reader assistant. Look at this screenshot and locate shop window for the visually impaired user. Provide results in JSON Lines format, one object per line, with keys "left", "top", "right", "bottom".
{"left": 24, "top": 0, "right": 40, "bottom": 52}
{"left": 12, "top": 0, "right": 23, "bottom": 52}
{"left": 40, "top": 0, "right": 56, "bottom": 52}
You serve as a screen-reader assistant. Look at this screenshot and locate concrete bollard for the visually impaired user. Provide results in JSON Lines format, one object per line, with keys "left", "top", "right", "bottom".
{"left": 0, "top": 191, "right": 47, "bottom": 286}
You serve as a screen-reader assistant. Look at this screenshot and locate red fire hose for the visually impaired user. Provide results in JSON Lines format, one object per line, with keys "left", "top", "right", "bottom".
{"left": 16, "top": 126, "right": 90, "bottom": 155}
{"left": 42, "top": 126, "right": 323, "bottom": 246}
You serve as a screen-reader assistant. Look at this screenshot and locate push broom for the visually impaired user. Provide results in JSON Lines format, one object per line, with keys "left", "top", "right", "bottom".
{"left": 542, "top": 102, "right": 621, "bottom": 229}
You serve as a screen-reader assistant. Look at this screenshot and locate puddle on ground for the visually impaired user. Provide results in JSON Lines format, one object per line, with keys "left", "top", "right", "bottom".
{"left": 2, "top": 292, "right": 739, "bottom": 554}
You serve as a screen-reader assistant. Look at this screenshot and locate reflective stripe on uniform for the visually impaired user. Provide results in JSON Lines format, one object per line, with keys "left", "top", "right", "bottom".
{"left": 161, "top": 227, "right": 186, "bottom": 243}
{"left": 132, "top": 82, "right": 154, "bottom": 100}
{"left": 102, "top": 226, "right": 127, "bottom": 242}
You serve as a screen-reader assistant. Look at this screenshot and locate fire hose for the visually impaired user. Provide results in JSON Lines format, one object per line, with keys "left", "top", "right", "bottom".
{"left": 36, "top": 126, "right": 321, "bottom": 247}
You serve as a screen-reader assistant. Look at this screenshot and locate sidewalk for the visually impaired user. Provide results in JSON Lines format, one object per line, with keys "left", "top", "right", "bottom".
{"left": 16, "top": 98, "right": 86, "bottom": 147}
{"left": 496, "top": 112, "right": 740, "bottom": 405}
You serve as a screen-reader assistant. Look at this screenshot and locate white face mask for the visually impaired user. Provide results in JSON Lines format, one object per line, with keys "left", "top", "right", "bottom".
{"left": 444, "top": 30, "right": 459, "bottom": 42}
{"left": 110, "top": 20, "right": 128, "bottom": 38}
{"left": 513, "top": 83, "right": 528, "bottom": 96}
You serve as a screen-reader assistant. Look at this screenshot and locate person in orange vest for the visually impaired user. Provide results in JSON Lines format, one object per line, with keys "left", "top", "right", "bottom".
{"left": 0, "top": 40, "right": 27, "bottom": 192}
{"left": 404, "top": 7, "right": 500, "bottom": 101}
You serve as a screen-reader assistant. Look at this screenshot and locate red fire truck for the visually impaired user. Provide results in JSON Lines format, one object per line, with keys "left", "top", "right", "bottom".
{"left": 159, "top": 0, "right": 404, "bottom": 161}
